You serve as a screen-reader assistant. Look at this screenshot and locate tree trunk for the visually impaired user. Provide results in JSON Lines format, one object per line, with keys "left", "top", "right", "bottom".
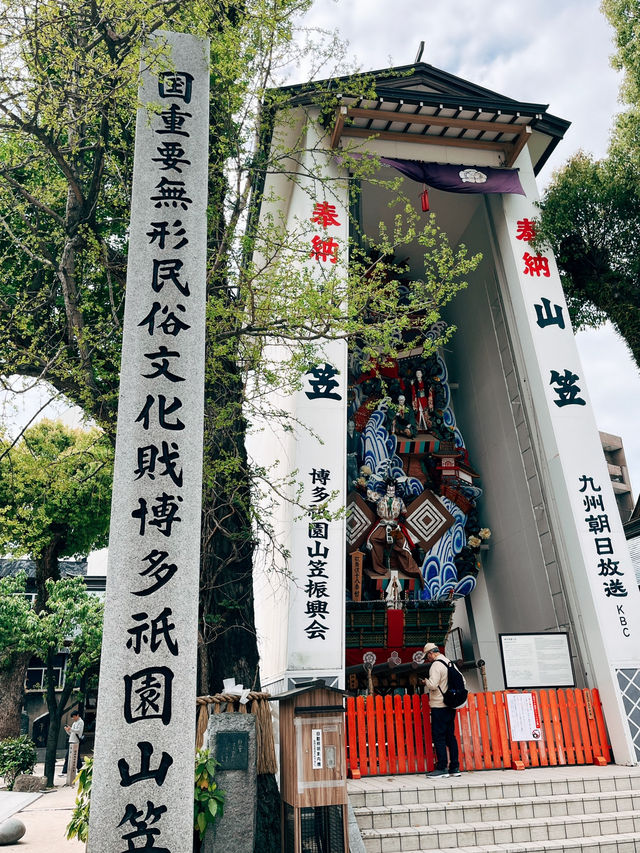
{"left": 199, "top": 364, "right": 259, "bottom": 694}
{"left": 43, "top": 650, "right": 73, "bottom": 786}
{"left": 0, "top": 652, "right": 31, "bottom": 740}
{"left": 43, "top": 702, "right": 62, "bottom": 787}
{"left": 34, "top": 537, "right": 63, "bottom": 611}
{"left": 199, "top": 377, "right": 280, "bottom": 853}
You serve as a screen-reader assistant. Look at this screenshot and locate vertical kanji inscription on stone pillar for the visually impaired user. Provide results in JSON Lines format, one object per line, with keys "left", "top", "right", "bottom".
{"left": 88, "top": 31, "right": 209, "bottom": 853}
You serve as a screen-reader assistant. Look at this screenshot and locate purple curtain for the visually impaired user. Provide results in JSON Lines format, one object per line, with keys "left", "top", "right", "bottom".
{"left": 341, "top": 154, "right": 525, "bottom": 195}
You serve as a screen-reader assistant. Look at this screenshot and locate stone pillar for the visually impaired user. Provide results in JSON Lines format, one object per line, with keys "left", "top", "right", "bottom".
{"left": 88, "top": 31, "right": 210, "bottom": 850}
{"left": 203, "top": 714, "right": 257, "bottom": 853}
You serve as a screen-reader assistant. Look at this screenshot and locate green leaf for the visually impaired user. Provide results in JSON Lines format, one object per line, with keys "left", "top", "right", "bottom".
{"left": 197, "top": 811, "right": 207, "bottom": 835}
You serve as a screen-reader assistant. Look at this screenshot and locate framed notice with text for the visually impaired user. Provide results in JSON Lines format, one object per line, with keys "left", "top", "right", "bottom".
{"left": 499, "top": 632, "right": 575, "bottom": 689}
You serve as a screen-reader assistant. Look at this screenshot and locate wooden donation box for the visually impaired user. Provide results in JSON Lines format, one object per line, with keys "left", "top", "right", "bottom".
{"left": 273, "top": 680, "right": 348, "bottom": 853}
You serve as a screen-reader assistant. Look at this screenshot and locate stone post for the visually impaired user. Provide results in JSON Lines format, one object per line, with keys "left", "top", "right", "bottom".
{"left": 88, "top": 31, "right": 209, "bottom": 851}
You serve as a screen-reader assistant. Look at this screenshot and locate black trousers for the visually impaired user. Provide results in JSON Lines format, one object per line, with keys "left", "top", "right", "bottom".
{"left": 431, "top": 706, "right": 459, "bottom": 771}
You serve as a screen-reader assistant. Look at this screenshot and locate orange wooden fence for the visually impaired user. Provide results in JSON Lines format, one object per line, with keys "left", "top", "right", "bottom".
{"left": 345, "top": 689, "right": 611, "bottom": 777}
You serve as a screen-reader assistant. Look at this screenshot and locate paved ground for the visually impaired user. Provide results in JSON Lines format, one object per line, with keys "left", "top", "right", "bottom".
{"left": 3, "top": 760, "right": 640, "bottom": 851}
{"left": 0, "top": 760, "right": 84, "bottom": 852}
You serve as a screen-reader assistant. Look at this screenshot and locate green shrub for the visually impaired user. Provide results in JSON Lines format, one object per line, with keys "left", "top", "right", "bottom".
{"left": 193, "top": 748, "right": 225, "bottom": 840}
{"left": 66, "top": 756, "right": 92, "bottom": 843}
{"left": 67, "top": 749, "right": 225, "bottom": 843}
{"left": 0, "top": 735, "right": 38, "bottom": 790}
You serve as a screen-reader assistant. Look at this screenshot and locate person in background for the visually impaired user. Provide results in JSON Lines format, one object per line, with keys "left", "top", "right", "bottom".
{"left": 421, "top": 642, "right": 463, "bottom": 778}
{"left": 60, "top": 710, "right": 84, "bottom": 774}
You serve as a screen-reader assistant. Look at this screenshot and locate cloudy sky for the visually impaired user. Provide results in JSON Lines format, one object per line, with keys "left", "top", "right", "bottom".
{"left": 3, "top": 0, "right": 640, "bottom": 503}
{"left": 299, "top": 0, "right": 640, "bottom": 498}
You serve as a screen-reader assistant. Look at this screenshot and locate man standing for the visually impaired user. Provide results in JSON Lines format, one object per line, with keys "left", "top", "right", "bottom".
{"left": 60, "top": 710, "right": 84, "bottom": 775}
{"left": 421, "top": 642, "right": 463, "bottom": 778}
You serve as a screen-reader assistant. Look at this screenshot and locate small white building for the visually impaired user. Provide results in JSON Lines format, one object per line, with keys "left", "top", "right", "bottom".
{"left": 250, "top": 61, "right": 640, "bottom": 765}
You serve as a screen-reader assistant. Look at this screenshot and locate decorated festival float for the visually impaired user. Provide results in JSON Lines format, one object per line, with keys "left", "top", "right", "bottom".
{"left": 250, "top": 59, "right": 640, "bottom": 766}
{"left": 344, "top": 327, "right": 490, "bottom": 694}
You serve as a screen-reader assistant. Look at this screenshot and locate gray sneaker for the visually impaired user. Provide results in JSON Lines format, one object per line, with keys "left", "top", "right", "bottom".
{"left": 426, "top": 769, "right": 450, "bottom": 778}
{"left": 449, "top": 769, "right": 462, "bottom": 777}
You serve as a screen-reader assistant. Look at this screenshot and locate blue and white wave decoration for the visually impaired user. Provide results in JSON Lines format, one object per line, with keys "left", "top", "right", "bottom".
{"left": 360, "top": 353, "right": 481, "bottom": 599}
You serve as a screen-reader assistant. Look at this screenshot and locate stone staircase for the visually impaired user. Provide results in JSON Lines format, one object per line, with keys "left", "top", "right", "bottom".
{"left": 348, "top": 765, "right": 640, "bottom": 852}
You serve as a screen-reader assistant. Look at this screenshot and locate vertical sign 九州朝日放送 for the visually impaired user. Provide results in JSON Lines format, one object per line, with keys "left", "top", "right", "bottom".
{"left": 88, "top": 32, "right": 209, "bottom": 853}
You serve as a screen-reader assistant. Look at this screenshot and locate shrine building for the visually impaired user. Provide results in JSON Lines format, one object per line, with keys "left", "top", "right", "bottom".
{"left": 250, "top": 61, "right": 640, "bottom": 765}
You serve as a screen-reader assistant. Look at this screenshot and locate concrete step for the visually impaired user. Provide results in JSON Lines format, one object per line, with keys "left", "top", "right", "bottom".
{"left": 354, "top": 789, "right": 640, "bottom": 829}
{"left": 348, "top": 770, "right": 640, "bottom": 810}
{"left": 368, "top": 835, "right": 640, "bottom": 853}
{"left": 359, "top": 809, "right": 640, "bottom": 850}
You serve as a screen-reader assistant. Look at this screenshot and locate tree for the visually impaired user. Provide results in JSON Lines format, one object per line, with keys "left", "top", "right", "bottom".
{"left": 536, "top": 150, "right": 640, "bottom": 366}
{"left": 537, "top": 0, "right": 640, "bottom": 368}
{"left": 0, "top": 0, "right": 479, "bottom": 682}
{"left": 0, "top": 4, "right": 480, "bottom": 847}
{"left": 0, "top": 420, "right": 112, "bottom": 739}
{"left": 0, "top": 573, "right": 104, "bottom": 787}
{"left": 0, "top": 573, "right": 34, "bottom": 740}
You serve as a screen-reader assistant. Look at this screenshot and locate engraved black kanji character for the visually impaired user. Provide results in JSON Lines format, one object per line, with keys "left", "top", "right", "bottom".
{"left": 134, "top": 441, "right": 183, "bottom": 486}
{"left": 138, "top": 302, "right": 191, "bottom": 337}
{"left": 123, "top": 667, "right": 173, "bottom": 725}
{"left": 578, "top": 475, "right": 601, "bottom": 493}
{"left": 146, "top": 221, "right": 188, "bottom": 250}
{"left": 126, "top": 607, "right": 179, "bottom": 655}
{"left": 150, "top": 178, "right": 193, "bottom": 210}
{"left": 311, "top": 486, "right": 330, "bottom": 502}
{"left": 307, "top": 562, "right": 329, "bottom": 577}
{"left": 307, "top": 542, "right": 329, "bottom": 559}
{"left": 304, "top": 362, "right": 342, "bottom": 400}
{"left": 549, "top": 369, "right": 586, "bottom": 407}
{"left": 118, "top": 742, "right": 174, "bottom": 787}
{"left": 603, "top": 579, "right": 628, "bottom": 597}
{"left": 155, "top": 102, "right": 192, "bottom": 136}
{"left": 583, "top": 494, "right": 604, "bottom": 511}
{"left": 158, "top": 71, "right": 194, "bottom": 103}
{"left": 594, "top": 537, "right": 614, "bottom": 556}
{"left": 132, "top": 498, "right": 149, "bottom": 536}
{"left": 148, "top": 492, "right": 183, "bottom": 537}
{"left": 308, "top": 521, "right": 328, "bottom": 539}
{"left": 142, "top": 345, "right": 186, "bottom": 383}
{"left": 309, "top": 468, "right": 331, "bottom": 485}
{"left": 597, "top": 558, "right": 623, "bottom": 577}
{"left": 152, "top": 141, "right": 191, "bottom": 173}
{"left": 534, "top": 297, "right": 565, "bottom": 329}
{"left": 151, "top": 258, "right": 190, "bottom": 297}
{"left": 118, "top": 800, "right": 169, "bottom": 853}
{"left": 133, "top": 550, "right": 178, "bottom": 596}
{"left": 585, "top": 513, "right": 611, "bottom": 535}
{"left": 304, "top": 619, "right": 328, "bottom": 640}
{"left": 135, "top": 395, "right": 185, "bottom": 431}
{"left": 305, "top": 600, "right": 329, "bottom": 618}
{"left": 304, "top": 579, "right": 329, "bottom": 598}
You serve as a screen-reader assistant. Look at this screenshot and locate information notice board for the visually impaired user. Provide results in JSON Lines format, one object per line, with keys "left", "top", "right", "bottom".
{"left": 499, "top": 632, "right": 575, "bottom": 689}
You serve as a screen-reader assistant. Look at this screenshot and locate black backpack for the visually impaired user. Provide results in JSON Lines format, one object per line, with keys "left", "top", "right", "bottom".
{"left": 436, "top": 659, "right": 468, "bottom": 708}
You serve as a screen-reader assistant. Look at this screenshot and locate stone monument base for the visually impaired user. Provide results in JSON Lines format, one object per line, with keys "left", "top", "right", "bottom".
{"left": 203, "top": 712, "right": 257, "bottom": 853}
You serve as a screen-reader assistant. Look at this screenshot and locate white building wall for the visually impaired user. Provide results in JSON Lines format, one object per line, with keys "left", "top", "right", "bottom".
{"left": 487, "top": 148, "right": 640, "bottom": 764}
{"left": 446, "top": 202, "right": 576, "bottom": 689}
{"left": 251, "top": 112, "right": 349, "bottom": 692}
